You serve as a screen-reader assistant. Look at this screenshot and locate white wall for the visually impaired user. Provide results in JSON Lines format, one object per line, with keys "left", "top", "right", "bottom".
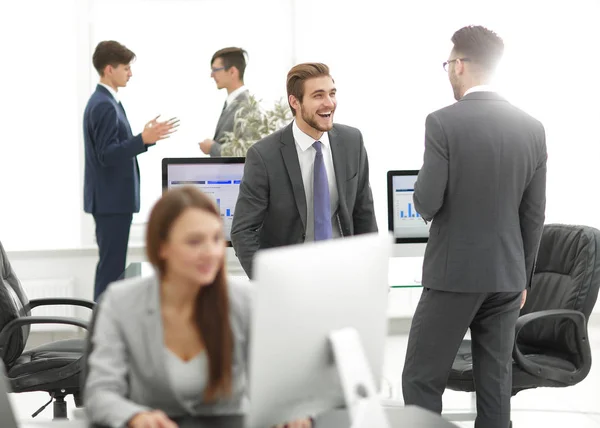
{"left": 0, "top": 0, "right": 83, "bottom": 250}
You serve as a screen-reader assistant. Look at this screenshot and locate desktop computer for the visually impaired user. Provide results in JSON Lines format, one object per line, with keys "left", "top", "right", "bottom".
{"left": 387, "top": 169, "right": 429, "bottom": 262}
{"left": 162, "top": 157, "right": 245, "bottom": 246}
{"left": 247, "top": 233, "right": 393, "bottom": 428}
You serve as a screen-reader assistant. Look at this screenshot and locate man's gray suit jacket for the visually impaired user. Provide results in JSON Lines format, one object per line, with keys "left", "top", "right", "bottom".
{"left": 231, "top": 122, "right": 378, "bottom": 277}
{"left": 414, "top": 91, "right": 547, "bottom": 293}
{"left": 210, "top": 90, "right": 250, "bottom": 157}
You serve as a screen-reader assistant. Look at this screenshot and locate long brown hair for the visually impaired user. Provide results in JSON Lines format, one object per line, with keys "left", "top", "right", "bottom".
{"left": 146, "top": 186, "right": 233, "bottom": 402}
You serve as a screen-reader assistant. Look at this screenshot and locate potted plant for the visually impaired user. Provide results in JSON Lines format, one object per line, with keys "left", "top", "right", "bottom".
{"left": 219, "top": 94, "right": 293, "bottom": 157}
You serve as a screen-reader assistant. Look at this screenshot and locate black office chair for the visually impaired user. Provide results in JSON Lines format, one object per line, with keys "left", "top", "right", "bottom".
{"left": 447, "top": 224, "right": 600, "bottom": 413}
{"left": 0, "top": 239, "right": 95, "bottom": 419}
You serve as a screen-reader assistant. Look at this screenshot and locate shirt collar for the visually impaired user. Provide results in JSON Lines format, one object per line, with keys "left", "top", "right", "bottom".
{"left": 292, "top": 119, "right": 330, "bottom": 152}
{"left": 226, "top": 85, "right": 247, "bottom": 107}
{"left": 463, "top": 85, "right": 495, "bottom": 97}
{"left": 99, "top": 82, "right": 119, "bottom": 102}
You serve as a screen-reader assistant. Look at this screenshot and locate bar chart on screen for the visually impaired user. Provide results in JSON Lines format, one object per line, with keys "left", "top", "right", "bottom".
{"left": 394, "top": 191, "right": 423, "bottom": 224}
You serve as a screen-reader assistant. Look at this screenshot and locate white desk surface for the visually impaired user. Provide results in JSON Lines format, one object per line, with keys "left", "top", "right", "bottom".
{"left": 135, "top": 257, "right": 424, "bottom": 287}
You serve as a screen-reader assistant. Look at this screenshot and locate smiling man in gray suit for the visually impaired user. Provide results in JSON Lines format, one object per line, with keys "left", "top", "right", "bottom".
{"left": 401, "top": 26, "right": 547, "bottom": 428}
{"left": 199, "top": 47, "right": 250, "bottom": 157}
{"left": 231, "top": 63, "right": 377, "bottom": 278}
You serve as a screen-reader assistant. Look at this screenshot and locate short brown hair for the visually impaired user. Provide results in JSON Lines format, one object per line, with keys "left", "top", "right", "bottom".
{"left": 211, "top": 47, "right": 247, "bottom": 81}
{"left": 286, "top": 63, "right": 331, "bottom": 116}
{"left": 146, "top": 186, "right": 233, "bottom": 402}
{"left": 92, "top": 41, "right": 136, "bottom": 76}
{"left": 451, "top": 26, "right": 504, "bottom": 72}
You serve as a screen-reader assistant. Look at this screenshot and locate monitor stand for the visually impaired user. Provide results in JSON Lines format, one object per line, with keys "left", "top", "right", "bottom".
{"left": 329, "top": 328, "right": 391, "bottom": 428}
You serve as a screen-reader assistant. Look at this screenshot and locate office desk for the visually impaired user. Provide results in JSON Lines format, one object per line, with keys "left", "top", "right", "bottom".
{"left": 122, "top": 259, "right": 424, "bottom": 289}
{"left": 19, "top": 405, "right": 457, "bottom": 427}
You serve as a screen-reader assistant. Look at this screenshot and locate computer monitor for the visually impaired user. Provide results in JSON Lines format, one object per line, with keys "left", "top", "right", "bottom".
{"left": 247, "top": 233, "right": 392, "bottom": 428}
{"left": 162, "top": 157, "right": 245, "bottom": 246}
{"left": 387, "top": 170, "right": 431, "bottom": 244}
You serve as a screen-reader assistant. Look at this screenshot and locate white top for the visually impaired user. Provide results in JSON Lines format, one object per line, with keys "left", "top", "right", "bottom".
{"left": 98, "top": 82, "right": 119, "bottom": 102}
{"left": 226, "top": 85, "right": 247, "bottom": 107}
{"left": 292, "top": 120, "right": 340, "bottom": 241}
{"left": 164, "top": 348, "right": 207, "bottom": 408}
{"left": 463, "top": 85, "right": 495, "bottom": 97}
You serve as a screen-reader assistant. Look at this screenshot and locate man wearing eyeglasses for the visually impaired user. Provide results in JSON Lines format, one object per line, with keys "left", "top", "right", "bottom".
{"left": 402, "top": 26, "right": 547, "bottom": 428}
{"left": 199, "top": 47, "right": 250, "bottom": 157}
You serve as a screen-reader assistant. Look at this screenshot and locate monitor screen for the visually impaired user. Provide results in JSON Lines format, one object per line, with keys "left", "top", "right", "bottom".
{"left": 387, "top": 170, "right": 430, "bottom": 243}
{"left": 162, "top": 158, "right": 245, "bottom": 245}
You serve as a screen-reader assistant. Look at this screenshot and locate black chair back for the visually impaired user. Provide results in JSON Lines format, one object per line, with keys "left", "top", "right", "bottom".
{"left": 0, "top": 241, "right": 31, "bottom": 368}
{"left": 518, "top": 224, "right": 600, "bottom": 366}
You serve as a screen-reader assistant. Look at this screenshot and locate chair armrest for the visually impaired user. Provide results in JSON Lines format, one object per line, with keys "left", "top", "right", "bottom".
{"left": 0, "top": 316, "right": 89, "bottom": 360}
{"left": 28, "top": 298, "right": 96, "bottom": 310}
{"left": 513, "top": 309, "right": 591, "bottom": 385}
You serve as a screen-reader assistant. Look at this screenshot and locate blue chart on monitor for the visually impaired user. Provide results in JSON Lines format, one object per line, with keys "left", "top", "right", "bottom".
{"left": 167, "top": 164, "right": 245, "bottom": 241}
{"left": 394, "top": 190, "right": 423, "bottom": 225}
{"left": 398, "top": 200, "right": 420, "bottom": 219}
{"left": 392, "top": 175, "right": 430, "bottom": 240}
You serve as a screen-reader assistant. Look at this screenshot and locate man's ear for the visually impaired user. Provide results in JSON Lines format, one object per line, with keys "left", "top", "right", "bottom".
{"left": 289, "top": 95, "right": 300, "bottom": 112}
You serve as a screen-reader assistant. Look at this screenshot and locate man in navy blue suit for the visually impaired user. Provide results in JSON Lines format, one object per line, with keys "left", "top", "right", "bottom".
{"left": 83, "top": 41, "right": 178, "bottom": 300}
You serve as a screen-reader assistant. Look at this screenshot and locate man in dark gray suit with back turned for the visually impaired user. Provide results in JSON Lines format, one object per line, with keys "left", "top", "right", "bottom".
{"left": 231, "top": 63, "right": 377, "bottom": 278}
{"left": 401, "top": 26, "right": 547, "bottom": 428}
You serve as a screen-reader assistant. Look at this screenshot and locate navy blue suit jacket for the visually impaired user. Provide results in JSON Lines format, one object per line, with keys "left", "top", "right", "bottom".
{"left": 83, "top": 85, "right": 148, "bottom": 214}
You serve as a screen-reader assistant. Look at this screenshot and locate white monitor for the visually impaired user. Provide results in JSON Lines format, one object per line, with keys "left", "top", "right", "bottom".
{"left": 162, "top": 157, "right": 245, "bottom": 245}
{"left": 247, "top": 233, "right": 392, "bottom": 428}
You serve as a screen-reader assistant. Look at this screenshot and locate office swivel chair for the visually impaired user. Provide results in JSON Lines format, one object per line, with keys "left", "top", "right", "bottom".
{"left": 0, "top": 239, "right": 95, "bottom": 419}
{"left": 447, "top": 224, "right": 600, "bottom": 422}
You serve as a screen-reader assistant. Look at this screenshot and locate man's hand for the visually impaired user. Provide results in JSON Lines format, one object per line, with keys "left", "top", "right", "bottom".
{"left": 520, "top": 289, "right": 527, "bottom": 309}
{"left": 128, "top": 410, "right": 178, "bottom": 428}
{"left": 142, "top": 115, "right": 179, "bottom": 145}
{"left": 274, "top": 417, "right": 313, "bottom": 428}
{"left": 199, "top": 139, "right": 215, "bottom": 154}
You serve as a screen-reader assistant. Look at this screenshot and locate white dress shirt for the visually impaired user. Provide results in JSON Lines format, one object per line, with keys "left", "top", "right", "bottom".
{"left": 226, "top": 85, "right": 247, "bottom": 108}
{"left": 292, "top": 120, "right": 340, "bottom": 241}
{"left": 463, "top": 84, "right": 495, "bottom": 97}
{"left": 98, "top": 82, "right": 119, "bottom": 102}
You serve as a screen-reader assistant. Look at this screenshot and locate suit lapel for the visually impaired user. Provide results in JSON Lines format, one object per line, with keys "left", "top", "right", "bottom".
{"left": 280, "top": 124, "right": 307, "bottom": 230}
{"left": 142, "top": 278, "right": 173, "bottom": 401}
{"left": 329, "top": 126, "right": 347, "bottom": 211}
{"left": 213, "top": 107, "right": 229, "bottom": 140}
{"left": 213, "top": 90, "right": 249, "bottom": 141}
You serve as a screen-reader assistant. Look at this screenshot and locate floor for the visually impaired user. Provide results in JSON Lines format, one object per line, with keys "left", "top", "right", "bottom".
{"left": 7, "top": 315, "right": 600, "bottom": 427}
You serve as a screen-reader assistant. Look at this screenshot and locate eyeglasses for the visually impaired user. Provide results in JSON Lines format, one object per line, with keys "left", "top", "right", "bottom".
{"left": 210, "top": 66, "right": 226, "bottom": 74}
{"left": 443, "top": 58, "right": 470, "bottom": 72}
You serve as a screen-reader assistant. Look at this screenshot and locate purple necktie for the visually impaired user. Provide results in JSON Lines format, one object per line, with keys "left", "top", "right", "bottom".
{"left": 313, "top": 141, "right": 332, "bottom": 240}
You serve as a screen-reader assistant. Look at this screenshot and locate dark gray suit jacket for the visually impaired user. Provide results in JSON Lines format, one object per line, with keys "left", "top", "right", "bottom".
{"left": 210, "top": 90, "right": 250, "bottom": 157}
{"left": 231, "top": 122, "right": 378, "bottom": 277}
{"left": 414, "top": 91, "right": 547, "bottom": 293}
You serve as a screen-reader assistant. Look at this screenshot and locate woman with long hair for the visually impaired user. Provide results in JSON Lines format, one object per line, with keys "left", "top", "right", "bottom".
{"left": 84, "top": 186, "right": 310, "bottom": 428}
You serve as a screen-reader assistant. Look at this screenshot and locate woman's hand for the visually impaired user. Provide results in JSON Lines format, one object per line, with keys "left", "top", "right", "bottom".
{"left": 128, "top": 410, "right": 178, "bottom": 428}
{"left": 274, "top": 417, "right": 313, "bottom": 428}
